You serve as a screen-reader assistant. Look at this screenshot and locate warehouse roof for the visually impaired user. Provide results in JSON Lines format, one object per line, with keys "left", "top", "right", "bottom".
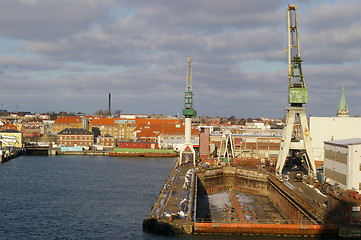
{"left": 325, "top": 138, "right": 361, "bottom": 146}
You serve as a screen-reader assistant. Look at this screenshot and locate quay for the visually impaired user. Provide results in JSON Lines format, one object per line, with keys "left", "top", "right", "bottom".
{"left": 109, "top": 148, "right": 177, "bottom": 157}
{"left": 143, "top": 162, "right": 196, "bottom": 235}
{"left": 22, "top": 144, "right": 178, "bottom": 157}
{"left": 60, "top": 151, "right": 109, "bottom": 156}
{"left": 0, "top": 148, "right": 24, "bottom": 163}
{"left": 23, "top": 143, "right": 111, "bottom": 156}
{"left": 143, "top": 162, "right": 353, "bottom": 237}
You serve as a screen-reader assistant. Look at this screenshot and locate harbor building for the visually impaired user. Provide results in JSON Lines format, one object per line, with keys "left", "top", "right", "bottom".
{"left": 0, "top": 129, "right": 23, "bottom": 148}
{"left": 97, "top": 134, "right": 116, "bottom": 148}
{"left": 89, "top": 118, "right": 135, "bottom": 141}
{"left": 52, "top": 116, "right": 87, "bottom": 134}
{"left": 20, "top": 121, "right": 43, "bottom": 138}
{"left": 57, "top": 128, "right": 94, "bottom": 148}
{"left": 324, "top": 138, "right": 361, "bottom": 193}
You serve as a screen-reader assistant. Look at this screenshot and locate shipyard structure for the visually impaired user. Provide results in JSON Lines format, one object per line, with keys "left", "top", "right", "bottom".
{"left": 144, "top": 5, "right": 361, "bottom": 238}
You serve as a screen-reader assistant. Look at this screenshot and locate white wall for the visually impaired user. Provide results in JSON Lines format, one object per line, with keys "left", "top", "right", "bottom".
{"left": 324, "top": 143, "right": 348, "bottom": 190}
{"left": 349, "top": 144, "right": 361, "bottom": 192}
{"left": 310, "top": 117, "right": 361, "bottom": 161}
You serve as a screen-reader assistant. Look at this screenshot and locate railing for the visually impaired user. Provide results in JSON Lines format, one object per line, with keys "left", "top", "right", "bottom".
{"left": 195, "top": 218, "right": 320, "bottom": 225}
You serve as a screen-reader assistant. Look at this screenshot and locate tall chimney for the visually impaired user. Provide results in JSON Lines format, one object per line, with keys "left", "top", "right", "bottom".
{"left": 108, "top": 93, "right": 111, "bottom": 115}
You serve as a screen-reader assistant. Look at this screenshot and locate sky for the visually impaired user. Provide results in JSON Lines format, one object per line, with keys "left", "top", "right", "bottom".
{"left": 1, "top": 0, "right": 361, "bottom": 118}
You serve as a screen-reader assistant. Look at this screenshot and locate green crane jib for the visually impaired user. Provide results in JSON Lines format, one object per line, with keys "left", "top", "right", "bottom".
{"left": 182, "top": 57, "right": 197, "bottom": 118}
{"left": 288, "top": 5, "right": 308, "bottom": 106}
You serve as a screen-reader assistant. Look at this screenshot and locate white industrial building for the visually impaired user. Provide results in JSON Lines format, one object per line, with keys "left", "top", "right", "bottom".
{"left": 324, "top": 138, "right": 361, "bottom": 193}
{"left": 310, "top": 117, "right": 361, "bottom": 163}
{"left": 309, "top": 87, "right": 361, "bottom": 164}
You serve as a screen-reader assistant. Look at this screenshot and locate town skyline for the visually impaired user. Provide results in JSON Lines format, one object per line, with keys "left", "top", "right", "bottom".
{"left": 1, "top": 0, "right": 361, "bottom": 118}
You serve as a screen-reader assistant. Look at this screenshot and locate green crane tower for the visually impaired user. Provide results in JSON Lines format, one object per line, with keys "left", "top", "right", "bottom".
{"left": 179, "top": 57, "right": 197, "bottom": 166}
{"left": 276, "top": 5, "right": 316, "bottom": 178}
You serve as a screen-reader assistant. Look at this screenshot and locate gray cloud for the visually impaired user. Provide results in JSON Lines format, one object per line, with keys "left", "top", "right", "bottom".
{"left": 0, "top": 0, "right": 360, "bottom": 118}
{"left": 0, "top": 0, "right": 115, "bottom": 40}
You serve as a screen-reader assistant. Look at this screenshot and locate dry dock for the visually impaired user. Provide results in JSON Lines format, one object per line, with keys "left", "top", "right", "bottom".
{"left": 143, "top": 163, "right": 345, "bottom": 237}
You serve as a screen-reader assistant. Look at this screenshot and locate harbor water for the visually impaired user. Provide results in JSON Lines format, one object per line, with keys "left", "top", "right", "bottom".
{"left": 0, "top": 155, "right": 323, "bottom": 240}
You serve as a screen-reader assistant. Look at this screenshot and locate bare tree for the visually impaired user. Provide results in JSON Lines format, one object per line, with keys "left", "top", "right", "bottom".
{"left": 94, "top": 109, "right": 111, "bottom": 116}
{"left": 94, "top": 110, "right": 105, "bottom": 116}
{"left": 113, "top": 109, "right": 122, "bottom": 115}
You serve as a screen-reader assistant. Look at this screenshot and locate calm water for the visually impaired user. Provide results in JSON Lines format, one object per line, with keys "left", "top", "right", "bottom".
{"left": 0, "top": 155, "right": 323, "bottom": 240}
{"left": 0, "top": 155, "right": 177, "bottom": 240}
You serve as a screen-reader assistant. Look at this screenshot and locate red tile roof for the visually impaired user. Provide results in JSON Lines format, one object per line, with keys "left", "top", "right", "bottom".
{"left": 136, "top": 127, "right": 158, "bottom": 138}
{"left": 90, "top": 118, "right": 117, "bottom": 126}
{"left": 54, "top": 116, "right": 82, "bottom": 124}
{"left": 0, "top": 120, "right": 17, "bottom": 131}
{"left": 135, "top": 118, "right": 182, "bottom": 126}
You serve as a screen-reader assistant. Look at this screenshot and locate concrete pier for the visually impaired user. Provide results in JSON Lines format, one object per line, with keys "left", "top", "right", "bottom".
{"left": 0, "top": 148, "right": 24, "bottom": 163}
{"left": 143, "top": 161, "right": 196, "bottom": 235}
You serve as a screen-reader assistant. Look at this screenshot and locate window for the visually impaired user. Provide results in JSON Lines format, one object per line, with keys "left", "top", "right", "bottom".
{"left": 351, "top": 210, "right": 360, "bottom": 219}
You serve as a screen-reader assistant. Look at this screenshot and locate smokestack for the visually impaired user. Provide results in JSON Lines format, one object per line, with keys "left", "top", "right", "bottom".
{"left": 108, "top": 93, "right": 111, "bottom": 115}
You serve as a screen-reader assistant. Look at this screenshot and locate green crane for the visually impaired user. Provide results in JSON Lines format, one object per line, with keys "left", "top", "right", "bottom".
{"left": 182, "top": 57, "right": 197, "bottom": 118}
{"left": 276, "top": 5, "right": 316, "bottom": 178}
{"left": 179, "top": 57, "right": 197, "bottom": 166}
{"left": 287, "top": 5, "right": 308, "bottom": 106}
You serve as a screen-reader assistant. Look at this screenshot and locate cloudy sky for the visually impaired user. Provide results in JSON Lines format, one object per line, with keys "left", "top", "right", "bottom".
{"left": 0, "top": 0, "right": 360, "bottom": 118}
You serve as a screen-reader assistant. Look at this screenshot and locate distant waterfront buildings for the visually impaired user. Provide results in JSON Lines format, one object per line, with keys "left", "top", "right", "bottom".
{"left": 0, "top": 111, "right": 284, "bottom": 154}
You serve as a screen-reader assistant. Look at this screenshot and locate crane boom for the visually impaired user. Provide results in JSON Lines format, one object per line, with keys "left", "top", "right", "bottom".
{"left": 287, "top": 5, "right": 308, "bottom": 105}
{"left": 182, "top": 56, "right": 197, "bottom": 118}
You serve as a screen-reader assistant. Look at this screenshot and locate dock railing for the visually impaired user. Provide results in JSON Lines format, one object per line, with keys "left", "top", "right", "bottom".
{"left": 195, "top": 218, "right": 318, "bottom": 225}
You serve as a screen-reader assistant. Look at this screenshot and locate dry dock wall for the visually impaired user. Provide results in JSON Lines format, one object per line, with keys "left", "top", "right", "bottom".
{"left": 267, "top": 175, "right": 327, "bottom": 225}
{"left": 197, "top": 166, "right": 268, "bottom": 196}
